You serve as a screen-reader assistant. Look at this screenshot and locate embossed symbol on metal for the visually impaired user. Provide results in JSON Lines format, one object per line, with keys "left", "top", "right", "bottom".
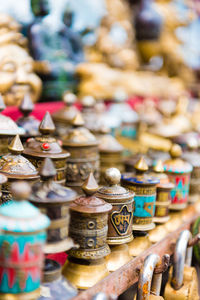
{"left": 111, "top": 205, "right": 132, "bottom": 235}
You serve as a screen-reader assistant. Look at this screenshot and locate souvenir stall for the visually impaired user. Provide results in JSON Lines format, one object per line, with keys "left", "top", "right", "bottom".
{"left": 1, "top": 0, "right": 200, "bottom": 299}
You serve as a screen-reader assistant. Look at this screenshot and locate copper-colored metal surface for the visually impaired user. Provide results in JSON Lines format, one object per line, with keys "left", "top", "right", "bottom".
{"left": 68, "top": 173, "right": 112, "bottom": 260}
{"left": 71, "top": 204, "right": 200, "bottom": 300}
{"left": 62, "top": 112, "right": 100, "bottom": 193}
{"left": 23, "top": 111, "right": 69, "bottom": 185}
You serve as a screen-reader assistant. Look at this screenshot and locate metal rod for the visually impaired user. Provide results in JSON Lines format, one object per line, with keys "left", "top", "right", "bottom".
{"left": 72, "top": 207, "right": 200, "bottom": 300}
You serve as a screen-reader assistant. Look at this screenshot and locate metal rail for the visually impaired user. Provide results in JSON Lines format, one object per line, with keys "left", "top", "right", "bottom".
{"left": 72, "top": 204, "right": 200, "bottom": 300}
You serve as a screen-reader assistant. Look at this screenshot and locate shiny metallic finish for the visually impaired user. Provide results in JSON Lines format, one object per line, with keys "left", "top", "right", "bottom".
{"left": 171, "top": 230, "right": 192, "bottom": 290}
{"left": 0, "top": 135, "right": 39, "bottom": 202}
{"left": 62, "top": 112, "right": 99, "bottom": 193}
{"left": 68, "top": 173, "right": 112, "bottom": 260}
{"left": 99, "top": 134, "right": 124, "bottom": 184}
{"left": 122, "top": 157, "right": 159, "bottom": 231}
{"left": 96, "top": 168, "right": 134, "bottom": 245}
{"left": 154, "top": 183, "right": 174, "bottom": 223}
{"left": 29, "top": 158, "right": 77, "bottom": 254}
{"left": 137, "top": 253, "right": 160, "bottom": 300}
{"left": 23, "top": 112, "right": 70, "bottom": 185}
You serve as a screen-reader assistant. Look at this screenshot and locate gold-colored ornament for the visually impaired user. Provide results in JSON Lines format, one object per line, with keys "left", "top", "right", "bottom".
{"left": 122, "top": 157, "right": 159, "bottom": 231}
{"left": 29, "top": 157, "right": 77, "bottom": 254}
{"left": 62, "top": 112, "right": 100, "bottom": 194}
{"left": 62, "top": 173, "right": 112, "bottom": 289}
{"left": 23, "top": 111, "right": 70, "bottom": 185}
{"left": 96, "top": 168, "right": 134, "bottom": 271}
{"left": 0, "top": 135, "right": 39, "bottom": 202}
{"left": 0, "top": 14, "right": 42, "bottom": 106}
{"left": 150, "top": 160, "right": 174, "bottom": 224}
{"left": 99, "top": 133, "right": 124, "bottom": 183}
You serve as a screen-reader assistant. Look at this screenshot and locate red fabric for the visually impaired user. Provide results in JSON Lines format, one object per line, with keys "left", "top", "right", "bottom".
{"left": 46, "top": 253, "right": 68, "bottom": 266}
{"left": 1, "top": 97, "right": 145, "bottom": 121}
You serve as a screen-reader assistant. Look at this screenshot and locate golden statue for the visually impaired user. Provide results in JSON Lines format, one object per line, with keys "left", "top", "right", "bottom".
{"left": 77, "top": 0, "right": 186, "bottom": 99}
{"left": 0, "top": 14, "right": 42, "bottom": 106}
{"left": 76, "top": 62, "right": 184, "bottom": 99}
{"left": 85, "top": 0, "right": 138, "bottom": 70}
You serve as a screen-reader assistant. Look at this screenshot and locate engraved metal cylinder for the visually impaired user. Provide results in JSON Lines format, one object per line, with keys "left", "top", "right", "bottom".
{"left": 69, "top": 211, "right": 110, "bottom": 260}
{"left": 64, "top": 144, "right": 100, "bottom": 193}
{"left": 154, "top": 183, "right": 174, "bottom": 223}
{"left": 122, "top": 174, "right": 159, "bottom": 231}
{"left": 96, "top": 169, "right": 134, "bottom": 245}
{"left": 98, "top": 134, "right": 124, "bottom": 184}
{"left": 1, "top": 176, "right": 39, "bottom": 203}
{"left": 33, "top": 202, "right": 70, "bottom": 247}
{"left": 68, "top": 197, "right": 112, "bottom": 260}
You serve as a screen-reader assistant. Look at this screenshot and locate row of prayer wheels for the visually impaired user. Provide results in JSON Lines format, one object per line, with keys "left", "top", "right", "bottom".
{"left": 0, "top": 93, "right": 199, "bottom": 298}
{"left": 0, "top": 156, "right": 196, "bottom": 296}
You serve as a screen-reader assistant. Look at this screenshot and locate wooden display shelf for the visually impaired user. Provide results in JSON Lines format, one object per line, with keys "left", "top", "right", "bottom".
{"left": 72, "top": 203, "right": 200, "bottom": 300}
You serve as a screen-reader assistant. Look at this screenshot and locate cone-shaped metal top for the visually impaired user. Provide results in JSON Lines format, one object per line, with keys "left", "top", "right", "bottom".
{"left": 71, "top": 112, "right": 85, "bottom": 127}
{"left": 82, "top": 172, "right": 99, "bottom": 196}
{"left": 8, "top": 135, "right": 24, "bottom": 154}
{"left": 39, "top": 111, "right": 55, "bottom": 135}
{"left": 19, "top": 94, "right": 34, "bottom": 115}
{"left": 153, "top": 159, "right": 164, "bottom": 173}
{"left": 0, "top": 94, "right": 6, "bottom": 112}
{"left": 134, "top": 156, "right": 148, "bottom": 172}
{"left": 39, "top": 157, "right": 57, "bottom": 178}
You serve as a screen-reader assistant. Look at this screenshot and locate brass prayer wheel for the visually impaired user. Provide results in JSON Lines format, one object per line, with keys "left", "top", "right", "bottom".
{"left": 17, "top": 94, "right": 40, "bottom": 142}
{"left": 150, "top": 160, "right": 174, "bottom": 223}
{"left": 122, "top": 157, "right": 159, "bottom": 231}
{"left": 52, "top": 92, "right": 78, "bottom": 137}
{"left": 164, "top": 144, "right": 193, "bottom": 210}
{"left": 63, "top": 173, "right": 112, "bottom": 289}
{"left": 62, "top": 112, "right": 100, "bottom": 193}
{"left": 0, "top": 94, "right": 25, "bottom": 155}
{"left": 98, "top": 134, "right": 124, "bottom": 184}
{"left": 29, "top": 157, "right": 77, "bottom": 254}
{"left": 182, "top": 139, "right": 200, "bottom": 203}
{"left": 68, "top": 172, "right": 112, "bottom": 260}
{"left": 0, "top": 135, "right": 39, "bottom": 203}
{"left": 23, "top": 111, "right": 70, "bottom": 185}
{"left": 96, "top": 168, "right": 134, "bottom": 245}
